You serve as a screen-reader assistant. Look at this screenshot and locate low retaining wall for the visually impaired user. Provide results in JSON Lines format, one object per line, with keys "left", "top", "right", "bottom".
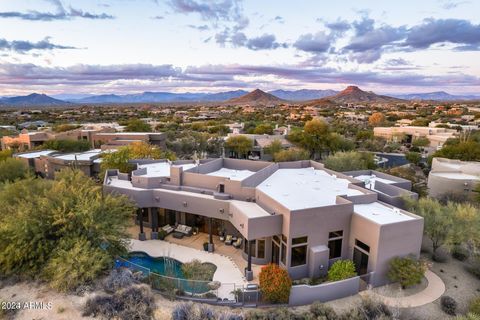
{"left": 288, "top": 276, "right": 360, "bottom": 306}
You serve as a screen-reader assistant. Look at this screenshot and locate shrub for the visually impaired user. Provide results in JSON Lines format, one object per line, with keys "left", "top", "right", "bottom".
{"left": 457, "top": 313, "right": 480, "bottom": 320}
{"left": 0, "top": 158, "right": 28, "bottom": 183}
{"left": 327, "top": 260, "right": 357, "bottom": 282}
{"left": 103, "top": 268, "right": 134, "bottom": 293}
{"left": 452, "top": 245, "right": 470, "bottom": 261}
{"left": 42, "top": 139, "right": 91, "bottom": 153}
{"left": 469, "top": 296, "right": 480, "bottom": 315}
{"left": 310, "top": 301, "right": 337, "bottom": 319}
{"left": 359, "top": 297, "right": 392, "bottom": 319}
{"left": 259, "top": 263, "right": 292, "bottom": 304}
{"left": 181, "top": 260, "right": 216, "bottom": 281}
{"left": 199, "top": 305, "right": 215, "bottom": 320}
{"left": 387, "top": 255, "right": 426, "bottom": 289}
{"left": 467, "top": 255, "right": 480, "bottom": 279}
{"left": 83, "top": 285, "right": 155, "bottom": 320}
{"left": 441, "top": 295, "right": 457, "bottom": 316}
{"left": 432, "top": 249, "right": 449, "bottom": 263}
{"left": 158, "top": 229, "right": 167, "bottom": 240}
{"left": 172, "top": 302, "right": 195, "bottom": 320}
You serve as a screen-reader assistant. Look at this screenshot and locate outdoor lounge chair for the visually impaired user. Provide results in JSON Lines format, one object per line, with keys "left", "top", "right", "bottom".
{"left": 175, "top": 224, "right": 192, "bottom": 236}
{"left": 233, "top": 238, "right": 243, "bottom": 248}
{"left": 224, "top": 235, "right": 233, "bottom": 245}
{"left": 161, "top": 224, "right": 174, "bottom": 234}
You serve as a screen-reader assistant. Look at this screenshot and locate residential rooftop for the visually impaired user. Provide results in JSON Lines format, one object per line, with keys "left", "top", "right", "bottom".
{"left": 354, "top": 202, "right": 415, "bottom": 224}
{"left": 257, "top": 167, "right": 364, "bottom": 210}
{"left": 137, "top": 162, "right": 197, "bottom": 178}
{"left": 206, "top": 167, "right": 256, "bottom": 181}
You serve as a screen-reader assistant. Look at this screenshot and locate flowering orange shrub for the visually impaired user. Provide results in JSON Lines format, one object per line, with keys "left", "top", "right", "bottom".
{"left": 259, "top": 263, "right": 292, "bottom": 303}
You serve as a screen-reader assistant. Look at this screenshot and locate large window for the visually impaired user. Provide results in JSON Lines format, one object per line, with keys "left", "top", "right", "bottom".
{"left": 328, "top": 230, "right": 343, "bottom": 259}
{"left": 281, "top": 235, "right": 287, "bottom": 266}
{"left": 355, "top": 239, "right": 370, "bottom": 253}
{"left": 258, "top": 239, "right": 265, "bottom": 259}
{"left": 290, "top": 236, "right": 308, "bottom": 267}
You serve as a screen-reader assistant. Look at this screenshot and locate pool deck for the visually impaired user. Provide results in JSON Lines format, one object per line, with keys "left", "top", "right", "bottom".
{"left": 129, "top": 238, "right": 248, "bottom": 299}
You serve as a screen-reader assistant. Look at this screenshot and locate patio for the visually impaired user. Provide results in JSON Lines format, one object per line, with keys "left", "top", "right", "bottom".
{"left": 127, "top": 225, "right": 263, "bottom": 283}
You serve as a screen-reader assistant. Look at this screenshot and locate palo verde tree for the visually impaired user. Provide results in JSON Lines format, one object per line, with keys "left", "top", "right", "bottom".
{"left": 101, "top": 141, "right": 176, "bottom": 174}
{"left": 0, "top": 169, "right": 135, "bottom": 291}
{"left": 225, "top": 135, "right": 253, "bottom": 159}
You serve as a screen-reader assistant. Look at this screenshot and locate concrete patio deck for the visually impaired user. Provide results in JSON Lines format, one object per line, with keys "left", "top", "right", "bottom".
{"left": 128, "top": 225, "right": 263, "bottom": 283}
{"left": 129, "top": 238, "right": 248, "bottom": 299}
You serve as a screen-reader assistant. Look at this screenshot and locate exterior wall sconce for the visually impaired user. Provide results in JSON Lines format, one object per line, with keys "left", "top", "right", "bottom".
{"left": 183, "top": 201, "right": 187, "bottom": 207}
{"left": 239, "top": 223, "right": 244, "bottom": 228}
{"left": 219, "top": 208, "right": 224, "bottom": 213}
{"left": 155, "top": 196, "right": 160, "bottom": 202}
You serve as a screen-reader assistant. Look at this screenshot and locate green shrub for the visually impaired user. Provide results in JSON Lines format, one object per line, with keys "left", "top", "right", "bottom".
{"left": 441, "top": 295, "right": 457, "bottom": 316}
{"left": 181, "top": 259, "right": 216, "bottom": 281}
{"left": 452, "top": 245, "right": 470, "bottom": 261}
{"left": 42, "top": 139, "right": 91, "bottom": 153}
{"left": 456, "top": 313, "right": 480, "bottom": 320}
{"left": 469, "top": 296, "right": 480, "bottom": 315}
{"left": 0, "top": 158, "right": 28, "bottom": 183}
{"left": 387, "top": 255, "right": 426, "bottom": 289}
{"left": 327, "top": 260, "right": 357, "bottom": 282}
{"left": 259, "top": 263, "right": 292, "bottom": 304}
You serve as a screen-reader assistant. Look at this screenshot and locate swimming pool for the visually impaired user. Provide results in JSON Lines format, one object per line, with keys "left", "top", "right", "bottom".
{"left": 116, "top": 251, "right": 214, "bottom": 294}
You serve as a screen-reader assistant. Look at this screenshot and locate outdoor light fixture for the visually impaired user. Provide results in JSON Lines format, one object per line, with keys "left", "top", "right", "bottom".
{"left": 183, "top": 201, "right": 187, "bottom": 207}
{"left": 219, "top": 208, "right": 224, "bottom": 213}
{"left": 240, "top": 223, "right": 244, "bottom": 228}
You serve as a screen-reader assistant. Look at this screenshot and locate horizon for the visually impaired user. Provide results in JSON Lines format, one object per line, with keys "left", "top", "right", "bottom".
{"left": 0, "top": 0, "right": 480, "bottom": 96}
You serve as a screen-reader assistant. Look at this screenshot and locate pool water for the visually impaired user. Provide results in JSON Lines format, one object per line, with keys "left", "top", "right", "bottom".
{"left": 118, "top": 251, "right": 213, "bottom": 294}
{"left": 127, "top": 252, "right": 185, "bottom": 278}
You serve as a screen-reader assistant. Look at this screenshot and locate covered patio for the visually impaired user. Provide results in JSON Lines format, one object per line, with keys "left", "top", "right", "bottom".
{"left": 127, "top": 224, "right": 263, "bottom": 283}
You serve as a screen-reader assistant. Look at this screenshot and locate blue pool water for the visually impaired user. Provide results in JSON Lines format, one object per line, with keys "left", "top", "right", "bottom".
{"left": 126, "top": 252, "right": 185, "bottom": 278}
{"left": 116, "top": 251, "right": 212, "bottom": 294}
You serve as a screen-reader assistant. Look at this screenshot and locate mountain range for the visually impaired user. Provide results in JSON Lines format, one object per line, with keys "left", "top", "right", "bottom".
{"left": 1, "top": 88, "right": 479, "bottom": 107}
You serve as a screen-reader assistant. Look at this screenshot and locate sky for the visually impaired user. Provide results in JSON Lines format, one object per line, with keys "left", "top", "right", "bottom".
{"left": 0, "top": 0, "right": 479, "bottom": 96}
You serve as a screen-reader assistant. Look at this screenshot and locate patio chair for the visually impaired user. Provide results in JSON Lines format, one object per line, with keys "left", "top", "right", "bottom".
{"left": 224, "top": 235, "right": 233, "bottom": 245}
{"left": 161, "top": 224, "right": 174, "bottom": 234}
{"left": 233, "top": 238, "right": 243, "bottom": 248}
{"left": 175, "top": 224, "right": 193, "bottom": 236}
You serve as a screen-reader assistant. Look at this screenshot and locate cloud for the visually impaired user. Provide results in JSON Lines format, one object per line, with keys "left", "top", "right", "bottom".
{"left": 440, "top": 0, "right": 470, "bottom": 9}
{"left": 151, "top": 15, "right": 164, "bottom": 20}
{"left": 0, "top": 0, "right": 114, "bottom": 21}
{"left": 404, "top": 18, "right": 480, "bottom": 49}
{"left": 293, "top": 32, "right": 332, "bottom": 53}
{"left": 187, "top": 24, "right": 209, "bottom": 31}
{"left": 167, "top": 0, "right": 245, "bottom": 23}
{"left": 0, "top": 61, "right": 479, "bottom": 95}
{"left": 246, "top": 34, "right": 287, "bottom": 50}
{"left": 0, "top": 37, "right": 77, "bottom": 53}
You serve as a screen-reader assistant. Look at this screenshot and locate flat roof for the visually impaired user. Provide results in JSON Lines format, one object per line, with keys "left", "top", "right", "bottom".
{"left": 430, "top": 172, "right": 480, "bottom": 180}
{"left": 94, "top": 132, "right": 162, "bottom": 136}
{"left": 206, "top": 167, "right": 256, "bottom": 181}
{"left": 353, "top": 174, "right": 395, "bottom": 190}
{"left": 137, "top": 162, "right": 197, "bottom": 178}
{"left": 257, "top": 167, "right": 364, "bottom": 210}
{"left": 15, "top": 150, "right": 56, "bottom": 159}
{"left": 54, "top": 149, "right": 102, "bottom": 161}
{"left": 354, "top": 202, "right": 415, "bottom": 224}
{"left": 230, "top": 200, "right": 271, "bottom": 218}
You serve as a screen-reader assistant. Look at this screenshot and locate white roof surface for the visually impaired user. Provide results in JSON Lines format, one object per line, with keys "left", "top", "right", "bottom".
{"left": 354, "top": 174, "right": 395, "bottom": 190}
{"left": 257, "top": 167, "right": 364, "bottom": 210}
{"left": 207, "top": 167, "right": 256, "bottom": 181}
{"left": 54, "top": 149, "right": 102, "bottom": 161}
{"left": 431, "top": 172, "right": 480, "bottom": 180}
{"left": 15, "top": 150, "right": 56, "bottom": 159}
{"left": 354, "top": 202, "right": 415, "bottom": 224}
{"left": 137, "top": 162, "right": 197, "bottom": 178}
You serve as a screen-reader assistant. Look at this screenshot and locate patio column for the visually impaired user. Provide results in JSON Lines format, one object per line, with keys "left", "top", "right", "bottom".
{"left": 150, "top": 208, "right": 158, "bottom": 240}
{"left": 245, "top": 239, "right": 253, "bottom": 281}
{"left": 208, "top": 217, "right": 214, "bottom": 252}
{"left": 137, "top": 209, "right": 146, "bottom": 241}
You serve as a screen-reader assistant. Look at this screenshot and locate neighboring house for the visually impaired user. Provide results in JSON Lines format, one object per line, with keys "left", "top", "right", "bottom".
{"left": 15, "top": 149, "right": 104, "bottom": 179}
{"left": 1, "top": 127, "right": 115, "bottom": 150}
{"left": 92, "top": 132, "right": 166, "bottom": 150}
{"left": 428, "top": 157, "right": 480, "bottom": 199}
{"left": 373, "top": 126, "right": 457, "bottom": 152}
{"left": 343, "top": 170, "right": 418, "bottom": 209}
{"left": 103, "top": 158, "right": 423, "bottom": 287}
{"left": 225, "top": 133, "right": 293, "bottom": 161}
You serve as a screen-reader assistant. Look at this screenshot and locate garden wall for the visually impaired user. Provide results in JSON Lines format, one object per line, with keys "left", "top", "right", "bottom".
{"left": 288, "top": 276, "right": 360, "bottom": 306}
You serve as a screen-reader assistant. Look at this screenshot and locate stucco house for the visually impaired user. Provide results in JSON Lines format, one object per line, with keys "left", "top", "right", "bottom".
{"left": 103, "top": 158, "right": 423, "bottom": 288}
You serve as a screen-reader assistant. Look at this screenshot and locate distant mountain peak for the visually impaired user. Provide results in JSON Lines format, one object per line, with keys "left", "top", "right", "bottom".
{"left": 226, "top": 89, "right": 285, "bottom": 105}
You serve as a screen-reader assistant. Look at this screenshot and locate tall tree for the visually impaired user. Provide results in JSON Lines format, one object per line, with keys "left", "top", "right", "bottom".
{"left": 225, "top": 136, "right": 253, "bottom": 159}
{"left": 0, "top": 170, "right": 135, "bottom": 291}
{"left": 302, "top": 118, "right": 331, "bottom": 159}
{"left": 125, "top": 119, "right": 152, "bottom": 132}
